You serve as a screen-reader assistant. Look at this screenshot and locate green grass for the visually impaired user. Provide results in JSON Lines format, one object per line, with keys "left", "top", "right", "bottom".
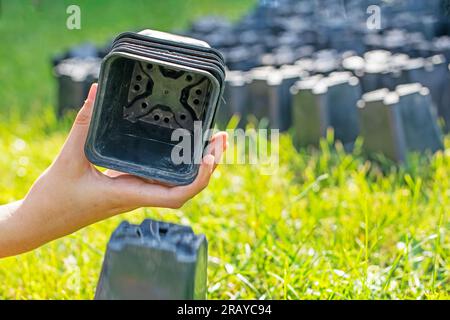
{"left": 0, "top": 0, "right": 448, "bottom": 299}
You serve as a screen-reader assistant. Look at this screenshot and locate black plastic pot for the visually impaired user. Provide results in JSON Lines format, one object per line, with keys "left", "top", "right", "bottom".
{"left": 85, "top": 30, "right": 226, "bottom": 186}
{"left": 54, "top": 57, "right": 100, "bottom": 117}
{"left": 95, "top": 219, "right": 208, "bottom": 300}
{"left": 357, "top": 83, "right": 443, "bottom": 163}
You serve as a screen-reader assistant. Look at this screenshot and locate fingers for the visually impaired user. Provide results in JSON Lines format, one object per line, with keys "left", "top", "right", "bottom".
{"left": 207, "top": 131, "right": 228, "bottom": 170}
{"left": 163, "top": 154, "right": 215, "bottom": 208}
{"left": 107, "top": 131, "right": 228, "bottom": 210}
{"left": 114, "top": 153, "right": 215, "bottom": 209}
{"left": 209, "top": 132, "right": 228, "bottom": 156}
{"left": 161, "top": 133, "right": 228, "bottom": 207}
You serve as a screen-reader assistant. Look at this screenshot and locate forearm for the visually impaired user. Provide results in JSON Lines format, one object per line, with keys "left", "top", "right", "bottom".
{"left": 0, "top": 180, "right": 115, "bottom": 259}
{"left": 0, "top": 198, "right": 61, "bottom": 258}
{"left": 0, "top": 200, "right": 28, "bottom": 258}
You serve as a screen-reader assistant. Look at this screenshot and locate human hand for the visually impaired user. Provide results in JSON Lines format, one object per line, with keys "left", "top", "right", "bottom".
{"left": 0, "top": 83, "right": 228, "bottom": 257}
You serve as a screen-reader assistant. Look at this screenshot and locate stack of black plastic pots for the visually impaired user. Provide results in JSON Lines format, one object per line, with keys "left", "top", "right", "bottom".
{"left": 95, "top": 219, "right": 208, "bottom": 300}
{"left": 84, "top": 30, "right": 226, "bottom": 186}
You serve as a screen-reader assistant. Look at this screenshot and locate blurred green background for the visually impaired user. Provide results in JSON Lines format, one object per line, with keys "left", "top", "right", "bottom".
{"left": 0, "top": 0, "right": 448, "bottom": 299}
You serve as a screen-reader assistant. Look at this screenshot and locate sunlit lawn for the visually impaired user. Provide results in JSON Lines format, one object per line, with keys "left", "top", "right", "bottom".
{"left": 0, "top": 0, "right": 448, "bottom": 299}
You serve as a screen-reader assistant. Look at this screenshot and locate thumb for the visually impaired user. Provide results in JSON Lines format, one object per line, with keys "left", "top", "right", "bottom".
{"left": 60, "top": 83, "right": 98, "bottom": 160}
{"left": 74, "top": 83, "right": 98, "bottom": 128}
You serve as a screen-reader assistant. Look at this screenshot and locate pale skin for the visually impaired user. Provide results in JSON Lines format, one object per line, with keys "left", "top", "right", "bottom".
{"left": 0, "top": 83, "right": 228, "bottom": 258}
